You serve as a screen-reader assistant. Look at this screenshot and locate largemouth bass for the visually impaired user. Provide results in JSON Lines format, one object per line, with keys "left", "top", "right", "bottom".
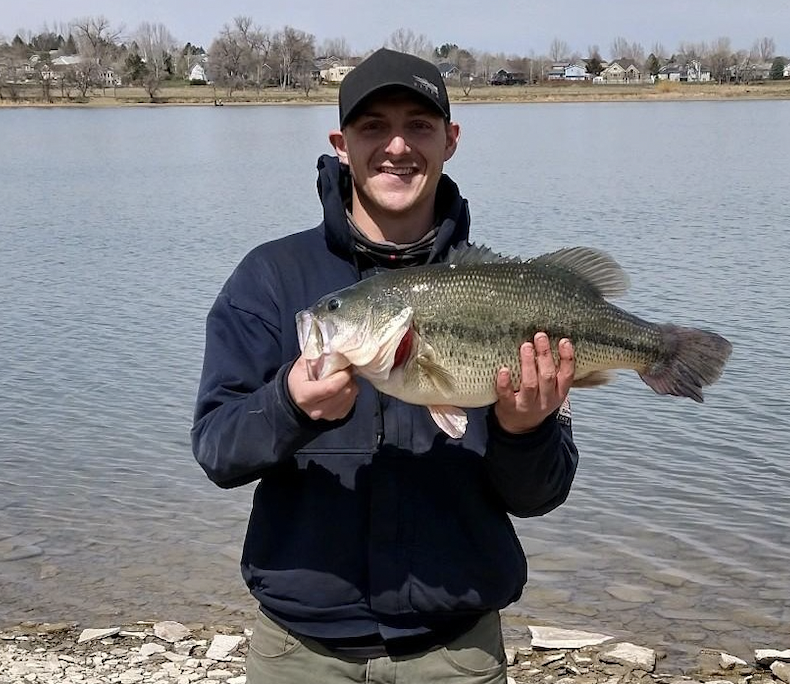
{"left": 296, "top": 245, "right": 732, "bottom": 438}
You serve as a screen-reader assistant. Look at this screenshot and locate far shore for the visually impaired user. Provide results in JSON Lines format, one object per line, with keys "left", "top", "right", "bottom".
{"left": 3, "top": 79, "right": 790, "bottom": 109}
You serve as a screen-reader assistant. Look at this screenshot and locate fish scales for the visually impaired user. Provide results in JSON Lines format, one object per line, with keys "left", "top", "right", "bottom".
{"left": 379, "top": 262, "right": 666, "bottom": 405}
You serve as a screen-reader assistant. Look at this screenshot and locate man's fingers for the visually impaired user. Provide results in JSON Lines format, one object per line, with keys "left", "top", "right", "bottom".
{"left": 556, "top": 338, "right": 575, "bottom": 394}
{"left": 518, "top": 341, "right": 538, "bottom": 392}
{"left": 495, "top": 367, "right": 514, "bottom": 398}
{"left": 533, "top": 332, "right": 557, "bottom": 383}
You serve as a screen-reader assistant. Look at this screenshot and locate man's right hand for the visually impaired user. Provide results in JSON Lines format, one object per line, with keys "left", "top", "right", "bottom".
{"left": 287, "top": 355, "right": 359, "bottom": 421}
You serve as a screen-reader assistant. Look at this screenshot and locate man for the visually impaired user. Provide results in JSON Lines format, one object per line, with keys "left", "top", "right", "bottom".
{"left": 192, "top": 48, "right": 578, "bottom": 684}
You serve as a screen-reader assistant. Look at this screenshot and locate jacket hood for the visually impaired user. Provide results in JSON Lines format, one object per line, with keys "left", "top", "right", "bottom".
{"left": 315, "top": 154, "right": 470, "bottom": 264}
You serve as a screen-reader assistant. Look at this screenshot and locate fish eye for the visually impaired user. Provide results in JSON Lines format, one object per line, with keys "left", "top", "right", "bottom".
{"left": 327, "top": 298, "right": 341, "bottom": 311}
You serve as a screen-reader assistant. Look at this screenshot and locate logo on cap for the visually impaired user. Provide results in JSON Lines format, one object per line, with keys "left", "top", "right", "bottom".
{"left": 413, "top": 75, "right": 439, "bottom": 100}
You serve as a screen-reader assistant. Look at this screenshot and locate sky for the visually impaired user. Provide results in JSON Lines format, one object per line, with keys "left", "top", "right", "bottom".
{"left": 2, "top": 0, "right": 789, "bottom": 58}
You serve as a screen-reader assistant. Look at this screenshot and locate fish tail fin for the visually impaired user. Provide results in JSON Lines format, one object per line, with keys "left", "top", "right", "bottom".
{"left": 639, "top": 324, "right": 733, "bottom": 402}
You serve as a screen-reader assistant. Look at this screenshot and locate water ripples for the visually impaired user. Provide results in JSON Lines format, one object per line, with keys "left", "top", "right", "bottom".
{"left": 1, "top": 101, "right": 788, "bottom": 666}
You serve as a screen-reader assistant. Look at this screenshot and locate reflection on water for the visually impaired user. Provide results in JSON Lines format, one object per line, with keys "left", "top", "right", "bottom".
{"left": 1, "top": 101, "right": 788, "bottom": 668}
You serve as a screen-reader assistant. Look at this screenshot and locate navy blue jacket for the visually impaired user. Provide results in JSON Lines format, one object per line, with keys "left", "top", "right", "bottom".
{"left": 191, "top": 154, "right": 579, "bottom": 641}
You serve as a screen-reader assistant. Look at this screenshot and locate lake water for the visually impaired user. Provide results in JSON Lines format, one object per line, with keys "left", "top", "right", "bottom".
{"left": 1, "top": 99, "right": 788, "bottom": 669}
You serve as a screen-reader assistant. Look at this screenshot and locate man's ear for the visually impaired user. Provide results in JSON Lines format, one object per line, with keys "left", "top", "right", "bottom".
{"left": 444, "top": 122, "right": 460, "bottom": 162}
{"left": 329, "top": 130, "right": 348, "bottom": 164}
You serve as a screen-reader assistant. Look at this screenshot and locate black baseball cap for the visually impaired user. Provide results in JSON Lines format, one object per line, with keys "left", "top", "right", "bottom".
{"left": 339, "top": 48, "right": 451, "bottom": 127}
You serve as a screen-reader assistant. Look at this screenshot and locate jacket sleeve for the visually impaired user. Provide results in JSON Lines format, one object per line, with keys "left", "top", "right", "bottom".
{"left": 483, "top": 410, "right": 579, "bottom": 518}
{"left": 191, "top": 270, "right": 341, "bottom": 489}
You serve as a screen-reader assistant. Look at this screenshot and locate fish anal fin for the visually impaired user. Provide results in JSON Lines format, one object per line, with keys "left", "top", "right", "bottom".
{"left": 572, "top": 370, "right": 616, "bottom": 388}
{"left": 429, "top": 405, "right": 468, "bottom": 439}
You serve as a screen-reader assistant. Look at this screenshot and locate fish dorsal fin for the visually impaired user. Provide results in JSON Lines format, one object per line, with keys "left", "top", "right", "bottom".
{"left": 445, "top": 242, "right": 522, "bottom": 265}
{"left": 529, "top": 246, "right": 630, "bottom": 298}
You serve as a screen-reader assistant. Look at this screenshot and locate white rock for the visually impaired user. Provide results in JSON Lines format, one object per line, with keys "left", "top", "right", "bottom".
{"left": 755, "top": 649, "right": 790, "bottom": 666}
{"left": 118, "top": 669, "right": 144, "bottom": 684}
{"left": 164, "top": 652, "right": 190, "bottom": 663}
{"left": 507, "top": 677, "right": 517, "bottom": 684}
{"left": 227, "top": 677, "right": 247, "bottom": 684}
{"left": 140, "top": 642, "right": 167, "bottom": 657}
{"left": 77, "top": 628, "right": 121, "bottom": 644}
{"left": 505, "top": 647, "right": 517, "bottom": 666}
{"left": 174, "top": 638, "right": 206, "bottom": 655}
{"left": 154, "top": 621, "right": 192, "bottom": 643}
{"left": 529, "top": 625, "right": 613, "bottom": 650}
{"left": 205, "top": 635, "right": 245, "bottom": 661}
{"left": 720, "top": 652, "right": 748, "bottom": 669}
{"left": 599, "top": 642, "right": 657, "bottom": 671}
{"left": 207, "top": 669, "right": 234, "bottom": 679}
{"left": 772, "top": 661, "right": 790, "bottom": 683}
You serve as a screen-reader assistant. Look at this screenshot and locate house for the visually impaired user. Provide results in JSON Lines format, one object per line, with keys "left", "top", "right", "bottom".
{"left": 99, "top": 66, "right": 121, "bottom": 87}
{"left": 685, "top": 62, "right": 712, "bottom": 82}
{"left": 600, "top": 60, "right": 642, "bottom": 83}
{"left": 490, "top": 69, "right": 527, "bottom": 85}
{"left": 320, "top": 65, "right": 354, "bottom": 83}
{"left": 546, "top": 62, "right": 567, "bottom": 80}
{"left": 656, "top": 64, "right": 683, "bottom": 81}
{"left": 563, "top": 63, "right": 588, "bottom": 80}
{"left": 437, "top": 62, "right": 460, "bottom": 80}
{"left": 188, "top": 63, "right": 208, "bottom": 82}
{"left": 51, "top": 55, "right": 82, "bottom": 68}
{"left": 547, "top": 62, "right": 589, "bottom": 81}
{"left": 657, "top": 63, "right": 711, "bottom": 82}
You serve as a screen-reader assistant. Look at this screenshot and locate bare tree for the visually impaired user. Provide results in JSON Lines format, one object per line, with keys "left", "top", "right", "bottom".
{"left": 208, "top": 22, "right": 249, "bottom": 97}
{"left": 242, "top": 19, "right": 273, "bottom": 92}
{"left": 132, "top": 22, "right": 177, "bottom": 100}
{"left": 70, "top": 16, "right": 122, "bottom": 96}
{"left": 134, "top": 22, "right": 176, "bottom": 80}
{"left": 677, "top": 41, "right": 705, "bottom": 64}
{"left": 548, "top": 38, "right": 570, "bottom": 62}
{"left": 319, "top": 37, "right": 352, "bottom": 61}
{"left": 706, "top": 37, "right": 733, "bottom": 83}
{"left": 610, "top": 36, "right": 645, "bottom": 64}
{"left": 71, "top": 16, "right": 121, "bottom": 63}
{"left": 272, "top": 26, "right": 315, "bottom": 90}
{"left": 752, "top": 37, "right": 775, "bottom": 62}
{"left": 385, "top": 28, "right": 432, "bottom": 59}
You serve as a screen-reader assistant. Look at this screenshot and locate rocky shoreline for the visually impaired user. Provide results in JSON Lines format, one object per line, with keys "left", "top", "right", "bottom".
{"left": 2, "top": 620, "right": 789, "bottom": 684}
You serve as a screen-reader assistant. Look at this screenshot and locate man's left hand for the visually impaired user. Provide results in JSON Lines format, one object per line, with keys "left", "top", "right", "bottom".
{"left": 493, "top": 333, "right": 575, "bottom": 434}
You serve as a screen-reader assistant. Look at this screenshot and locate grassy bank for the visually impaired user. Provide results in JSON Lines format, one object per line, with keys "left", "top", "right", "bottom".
{"left": 3, "top": 79, "right": 790, "bottom": 108}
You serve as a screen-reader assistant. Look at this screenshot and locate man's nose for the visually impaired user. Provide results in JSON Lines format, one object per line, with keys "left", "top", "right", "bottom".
{"left": 384, "top": 134, "right": 409, "bottom": 155}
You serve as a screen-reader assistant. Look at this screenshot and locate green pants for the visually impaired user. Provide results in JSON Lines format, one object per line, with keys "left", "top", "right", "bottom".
{"left": 246, "top": 610, "right": 507, "bottom": 684}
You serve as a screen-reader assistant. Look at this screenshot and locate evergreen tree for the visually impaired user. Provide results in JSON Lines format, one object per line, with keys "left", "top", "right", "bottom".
{"left": 769, "top": 56, "right": 787, "bottom": 80}
{"left": 646, "top": 53, "right": 661, "bottom": 76}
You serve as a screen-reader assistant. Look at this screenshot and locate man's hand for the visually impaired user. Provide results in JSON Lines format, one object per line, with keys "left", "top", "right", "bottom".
{"left": 494, "top": 333, "right": 575, "bottom": 434}
{"left": 287, "top": 355, "right": 358, "bottom": 421}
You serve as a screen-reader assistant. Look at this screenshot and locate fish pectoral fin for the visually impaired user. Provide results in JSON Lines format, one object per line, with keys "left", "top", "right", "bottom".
{"left": 416, "top": 353, "right": 457, "bottom": 396}
{"left": 572, "top": 370, "right": 615, "bottom": 388}
{"left": 428, "top": 405, "right": 468, "bottom": 439}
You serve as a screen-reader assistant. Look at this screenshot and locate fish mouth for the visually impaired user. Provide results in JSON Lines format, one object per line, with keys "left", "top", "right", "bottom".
{"left": 296, "top": 310, "right": 335, "bottom": 380}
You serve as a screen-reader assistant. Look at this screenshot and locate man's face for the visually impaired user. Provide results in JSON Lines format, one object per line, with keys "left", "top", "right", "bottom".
{"left": 330, "top": 90, "right": 460, "bottom": 233}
